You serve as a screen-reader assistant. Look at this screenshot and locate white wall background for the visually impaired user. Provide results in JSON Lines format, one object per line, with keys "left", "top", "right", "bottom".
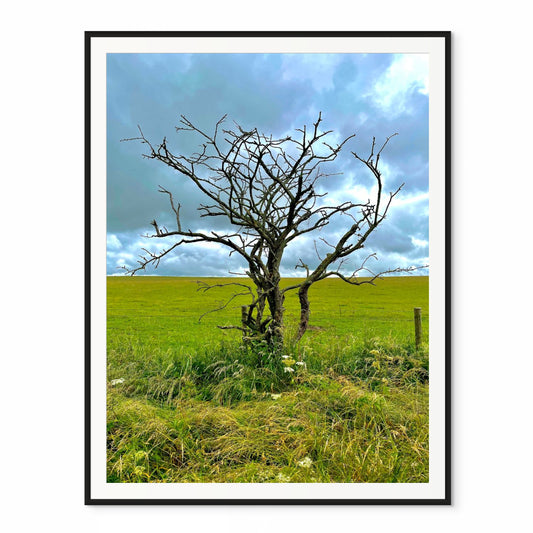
{"left": 1, "top": 1, "right": 531, "bottom": 531}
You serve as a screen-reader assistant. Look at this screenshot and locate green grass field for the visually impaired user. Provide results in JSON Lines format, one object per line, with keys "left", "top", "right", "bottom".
{"left": 107, "top": 276, "right": 429, "bottom": 483}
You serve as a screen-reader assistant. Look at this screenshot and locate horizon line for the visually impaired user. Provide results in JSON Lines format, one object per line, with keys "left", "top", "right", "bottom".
{"left": 107, "top": 274, "right": 429, "bottom": 278}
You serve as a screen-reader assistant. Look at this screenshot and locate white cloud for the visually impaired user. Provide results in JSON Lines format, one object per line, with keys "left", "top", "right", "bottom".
{"left": 106, "top": 234, "right": 122, "bottom": 250}
{"left": 114, "top": 254, "right": 135, "bottom": 265}
{"left": 369, "top": 54, "right": 429, "bottom": 116}
{"left": 394, "top": 191, "right": 430, "bottom": 207}
{"left": 411, "top": 236, "right": 429, "bottom": 248}
{"left": 192, "top": 240, "right": 230, "bottom": 253}
{"left": 347, "top": 183, "right": 377, "bottom": 204}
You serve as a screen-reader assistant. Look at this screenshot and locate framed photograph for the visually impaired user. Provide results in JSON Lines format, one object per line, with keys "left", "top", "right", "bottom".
{"left": 86, "top": 31, "right": 450, "bottom": 504}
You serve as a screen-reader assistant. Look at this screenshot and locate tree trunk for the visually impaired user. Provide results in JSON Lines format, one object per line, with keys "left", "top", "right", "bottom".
{"left": 260, "top": 250, "right": 285, "bottom": 350}
{"left": 265, "top": 283, "right": 285, "bottom": 350}
{"left": 295, "top": 283, "right": 311, "bottom": 342}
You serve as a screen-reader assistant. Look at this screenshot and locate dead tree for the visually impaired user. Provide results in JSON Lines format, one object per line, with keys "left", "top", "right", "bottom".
{"left": 122, "top": 113, "right": 422, "bottom": 349}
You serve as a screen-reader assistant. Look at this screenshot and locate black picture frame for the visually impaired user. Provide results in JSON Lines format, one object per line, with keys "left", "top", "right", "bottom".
{"left": 85, "top": 31, "right": 451, "bottom": 505}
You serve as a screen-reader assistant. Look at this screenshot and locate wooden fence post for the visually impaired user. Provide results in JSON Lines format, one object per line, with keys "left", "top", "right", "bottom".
{"left": 414, "top": 307, "right": 422, "bottom": 349}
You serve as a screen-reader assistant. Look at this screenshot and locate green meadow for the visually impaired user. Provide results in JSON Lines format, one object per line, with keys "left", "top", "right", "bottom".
{"left": 107, "top": 276, "right": 429, "bottom": 483}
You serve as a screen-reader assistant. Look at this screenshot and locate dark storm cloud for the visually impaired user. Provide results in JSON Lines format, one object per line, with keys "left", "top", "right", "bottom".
{"left": 107, "top": 53, "right": 429, "bottom": 276}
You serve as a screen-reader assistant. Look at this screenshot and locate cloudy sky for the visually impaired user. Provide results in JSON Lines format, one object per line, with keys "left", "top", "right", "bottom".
{"left": 107, "top": 53, "right": 429, "bottom": 277}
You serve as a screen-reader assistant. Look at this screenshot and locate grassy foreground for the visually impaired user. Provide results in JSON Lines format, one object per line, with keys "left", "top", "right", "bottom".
{"left": 107, "top": 276, "right": 429, "bottom": 483}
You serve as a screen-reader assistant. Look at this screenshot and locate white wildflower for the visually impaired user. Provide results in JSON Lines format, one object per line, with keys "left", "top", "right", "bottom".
{"left": 281, "top": 355, "right": 290, "bottom": 359}
{"left": 284, "top": 367, "right": 295, "bottom": 373}
{"left": 110, "top": 378, "right": 125, "bottom": 385}
{"left": 295, "top": 361, "right": 306, "bottom": 368}
{"left": 297, "top": 456, "right": 313, "bottom": 468}
{"left": 270, "top": 393, "right": 281, "bottom": 400}
{"left": 277, "top": 473, "right": 291, "bottom": 483}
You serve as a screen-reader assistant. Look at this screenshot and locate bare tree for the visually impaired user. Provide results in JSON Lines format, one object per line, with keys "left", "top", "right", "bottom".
{"left": 122, "top": 114, "right": 422, "bottom": 349}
